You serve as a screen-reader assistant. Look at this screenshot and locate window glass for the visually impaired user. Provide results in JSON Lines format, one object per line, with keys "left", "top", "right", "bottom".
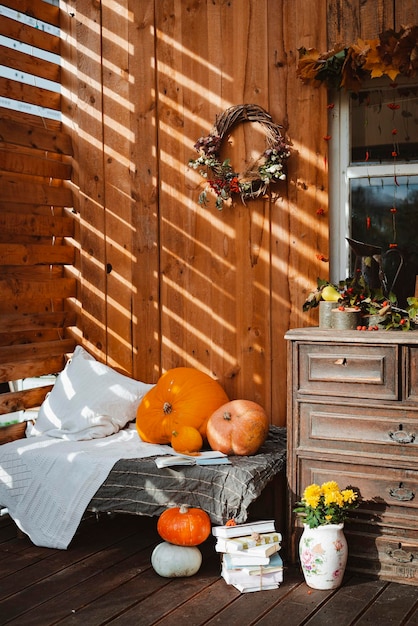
{"left": 350, "top": 175, "right": 418, "bottom": 306}
{"left": 350, "top": 85, "right": 418, "bottom": 164}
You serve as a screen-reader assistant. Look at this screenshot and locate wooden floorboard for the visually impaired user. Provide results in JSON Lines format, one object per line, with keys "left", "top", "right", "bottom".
{"left": 1, "top": 514, "right": 418, "bottom": 626}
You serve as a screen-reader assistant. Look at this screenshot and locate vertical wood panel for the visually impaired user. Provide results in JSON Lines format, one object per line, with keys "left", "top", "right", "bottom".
{"left": 268, "top": 0, "right": 327, "bottom": 423}
{"left": 129, "top": 0, "right": 161, "bottom": 383}
{"left": 358, "top": 1, "right": 394, "bottom": 38}
{"left": 101, "top": 1, "right": 134, "bottom": 373}
{"left": 394, "top": 1, "right": 418, "bottom": 27}
{"left": 282, "top": 0, "right": 329, "bottom": 328}
{"left": 327, "top": 0, "right": 362, "bottom": 45}
{"left": 61, "top": 0, "right": 107, "bottom": 362}
{"left": 268, "top": 0, "right": 290, "bottom": 424}
{"left": 327, "top": 0, "right": 417, "bottom": 45}
{"left": 155, "top": 0, "right": 189, "bottom": 378}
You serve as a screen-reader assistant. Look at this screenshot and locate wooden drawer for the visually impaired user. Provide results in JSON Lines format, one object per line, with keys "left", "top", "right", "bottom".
{"left": 297, "top": 343, "right": 398, "bottom": 400}
{"left": 298, "top": 402, "right": 418, "bottom": 460}
{"left": 297, "top": 457, "right": 418, "bottom": 530}
{"left": 347, "top": 530, "right": 418, "bottom": 585}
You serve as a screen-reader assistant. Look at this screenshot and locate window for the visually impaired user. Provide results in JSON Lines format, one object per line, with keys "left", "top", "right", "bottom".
{"left": 329, "top": 80, "right": 418, "bottom": 306}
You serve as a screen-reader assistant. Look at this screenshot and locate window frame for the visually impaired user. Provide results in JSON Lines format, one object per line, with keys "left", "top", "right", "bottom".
{"left": 328, "top": 82, "right": 418, "bottom": 285}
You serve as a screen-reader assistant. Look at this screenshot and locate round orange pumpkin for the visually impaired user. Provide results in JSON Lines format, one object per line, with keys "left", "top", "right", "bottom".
{"left": 171, "top": 426, "right": 203, "bottom": 454}
{"left": 157, "top": 504, "right": 211, "bottom": 546}
{"left": 206, "top": 399, "right": 269, "bottom": 455}
{"left": 136, "top": 367, "right": 229, "bottom": 444}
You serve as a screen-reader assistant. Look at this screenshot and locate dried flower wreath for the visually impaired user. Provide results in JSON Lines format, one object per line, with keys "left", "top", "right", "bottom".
{"left": 188, "top": 104, "right": 291, "bottom": 210}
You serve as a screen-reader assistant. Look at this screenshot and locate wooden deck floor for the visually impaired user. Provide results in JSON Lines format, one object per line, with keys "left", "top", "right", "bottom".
{"left": 1, "top": 513, "right": 418, "bottom": 626}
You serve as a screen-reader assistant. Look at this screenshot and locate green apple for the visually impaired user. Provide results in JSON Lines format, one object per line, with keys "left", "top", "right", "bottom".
{"left": 322, "top": 285, "right": 341, "bottom": 302}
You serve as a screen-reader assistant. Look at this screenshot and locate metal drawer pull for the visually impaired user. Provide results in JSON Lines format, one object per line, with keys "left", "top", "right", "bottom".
{"left": 334, "top": 358, "right": 347, "bottom": 366}
{"left": 386, "top": 546, "right": 415, "bottom": 563}
{"left": 389, "top": 483, "right": 415, "bottom": 501}
{"left": 388, "top": 429, "right": 415, "bottom": 444}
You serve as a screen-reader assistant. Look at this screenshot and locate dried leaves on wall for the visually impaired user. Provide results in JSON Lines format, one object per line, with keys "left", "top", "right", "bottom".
{"left": 297, "top": 24, "right": 418, "bottom": 91}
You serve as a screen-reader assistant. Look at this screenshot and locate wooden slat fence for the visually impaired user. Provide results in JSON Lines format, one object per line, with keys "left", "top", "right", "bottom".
{"left": 0, "top": 0, "right": 76, "bottom": 431}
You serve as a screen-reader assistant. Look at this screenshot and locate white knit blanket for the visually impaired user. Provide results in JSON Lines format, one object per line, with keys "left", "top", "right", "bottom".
{"left": 0, "top": 425, "right": 172, "bottom": 549}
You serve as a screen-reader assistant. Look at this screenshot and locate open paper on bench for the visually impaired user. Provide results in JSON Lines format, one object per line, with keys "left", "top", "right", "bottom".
{"left": 154, "top": 450, "right": 231, "bottom": 468}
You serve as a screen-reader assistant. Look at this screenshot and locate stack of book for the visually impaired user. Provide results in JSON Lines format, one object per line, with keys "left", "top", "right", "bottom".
{"left": 213, "top": 519, "right": 283, "bottom": 593}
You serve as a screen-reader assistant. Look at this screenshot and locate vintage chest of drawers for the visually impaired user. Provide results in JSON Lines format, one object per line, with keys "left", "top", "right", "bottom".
{"left": 285, "top": 327, "right": 418, "bottom": 585}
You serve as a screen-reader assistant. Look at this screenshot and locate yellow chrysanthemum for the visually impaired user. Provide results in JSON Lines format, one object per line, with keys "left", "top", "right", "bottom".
{"left": 295, "top": 481, "right": 359, "bottom": 527}
{"left": 341, "top": 489, "right": 358, "bottom": 504}
{"left": 321, "top": 481, "right": 340, "bottom": 494}
{"left": 324, "top": 490, "right": 344, "bottom": 507}
{"left": 303, "top": 483, "right": 321, "bottom": 508}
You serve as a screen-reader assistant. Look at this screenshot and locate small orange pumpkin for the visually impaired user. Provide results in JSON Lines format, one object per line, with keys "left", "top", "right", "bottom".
{"left": 136, "top": 367, "right": 229, "bottom": 444}
{"left": 171, "top": 426, "right": 203, "bottom": 454}
{"left": 206, "top": 399, "right": 269, "bottom": 455}
{"left": 157, "top": 504, "right": 212, "bottom": 546}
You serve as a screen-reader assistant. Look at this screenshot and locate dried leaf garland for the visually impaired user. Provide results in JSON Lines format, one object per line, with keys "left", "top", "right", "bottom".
{"left": 297, "top": 25, "right": 418, "bottom": 91}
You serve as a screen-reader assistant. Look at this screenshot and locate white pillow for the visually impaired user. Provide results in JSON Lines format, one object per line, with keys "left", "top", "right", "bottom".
{"left": 26, "top": 345, "right": 154, "bottom": 440}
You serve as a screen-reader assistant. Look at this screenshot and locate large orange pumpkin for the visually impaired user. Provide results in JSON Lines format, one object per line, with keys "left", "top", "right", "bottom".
{"left": 206, "top": 399, "right": 269, "bottom": 455}
{"left": 136, "top": 367, "right": 229, "bottom": 444}
{"left": 157, "top": 505, "right": 211, "bottom": 546}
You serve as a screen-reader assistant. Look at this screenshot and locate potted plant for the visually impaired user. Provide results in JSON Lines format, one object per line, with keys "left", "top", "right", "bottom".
{"left": 294, "top": 481, "right": 359, "bottom": 589}
{"left": 303, "top": 274, "right": 418, "bottom": 331}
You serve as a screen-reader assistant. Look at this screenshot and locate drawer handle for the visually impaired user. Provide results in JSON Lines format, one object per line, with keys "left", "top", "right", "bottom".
{"left": 334, "top": 358, "right": 347, "bottom": 366}
{"left": 388, "top": 483, "right": 415, "bottom": 501}
{"left": 388, "top": 429, "right": 415, "bottom": 444}
{"left": 386, "top": 547, "right": 415, "bottom": 563}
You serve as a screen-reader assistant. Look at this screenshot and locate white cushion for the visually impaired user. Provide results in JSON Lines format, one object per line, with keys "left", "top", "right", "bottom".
{"left": 26, "top": 346, "right": 154, "bottom": 440}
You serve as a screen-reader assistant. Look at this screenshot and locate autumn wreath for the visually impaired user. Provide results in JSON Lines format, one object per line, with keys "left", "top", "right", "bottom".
{"left": 188, "top": 104, "right": 291, "bottom": 210}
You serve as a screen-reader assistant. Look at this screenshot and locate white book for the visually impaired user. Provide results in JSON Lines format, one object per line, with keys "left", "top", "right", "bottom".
{"left": 222, "top": 552, "right": 272, "bottom": 566}
{"left": 245, "top": 542, "right": 282, "bottom": 558}
{"left": 216, "top": 541, "right": 281, "bottom": 558}
{"left": 154, "top": 450, "right": 230, "bottom": 468}
{"left": 221, "top": 565, "right": 283, "bottom": 586}
{"left": 233, "top": 582, "right": 279, "bottom": 593}
{"left": 223, "top": 552, "right": 283, "bottom": 575}
{"left": 215, "top": 531, "right": 282, "bottom": 553}
{"left": 212, "top": 519, "right": 276, "bottom": 538}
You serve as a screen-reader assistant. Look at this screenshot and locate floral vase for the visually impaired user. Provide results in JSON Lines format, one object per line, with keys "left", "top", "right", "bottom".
{"left": 299, "top": 523, "right": 348, "bottom": 590}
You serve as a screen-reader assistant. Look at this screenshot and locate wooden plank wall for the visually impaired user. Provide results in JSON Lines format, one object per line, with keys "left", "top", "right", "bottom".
{"left": 327, "top": 0, "right": 418, "bottom": 42}
{"left": 2, "top": 1, "right": 416, "bottom": 429}
{"left": 59, "top": 0, "right": 329, "bottom": 425}
{"left": 0, "top": 0, "right": 77, "bottom": 425}
{"left": 60, "top": 0, "right": 417, "bottom": 427}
